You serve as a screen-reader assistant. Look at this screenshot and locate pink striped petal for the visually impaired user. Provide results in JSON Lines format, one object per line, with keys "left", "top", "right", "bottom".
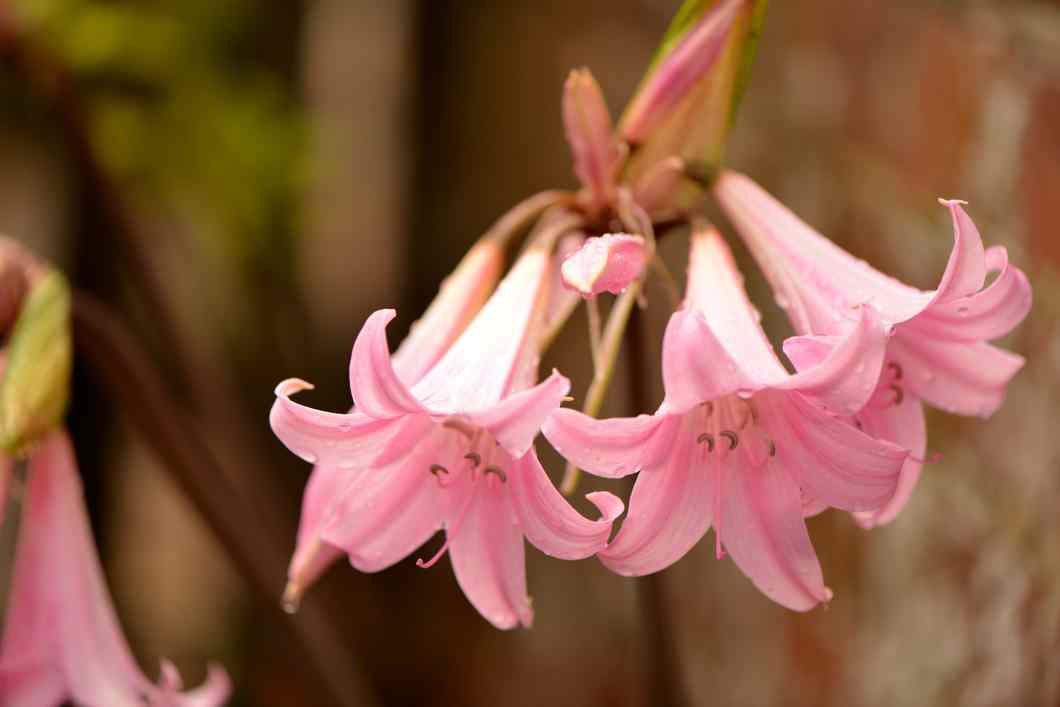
{"left": 911, "top": 245, "right": 1032, "bottom": 342}
{"left": 599, "top": 429, "right": 714, "bottom": 576}
{"left": 853, "top": 396, "right": 928, "bottom": 528}
{"left": 543, "top": 408, "right": 674, "bottom": 479}
{"left": 465, "top": 370, "right": 570, "bottom": 458}
{"left": 930, "top": 199, "right": 987, "bottom": 304}
{"left": 719, "top": 461, "right": 831, "bottom": 612}
{"left": 447, "top": 485, "right": 532, "bottom": 630}
{"left": 390, "top": 240, "right": 503, "bottom": 383}
{"left": 889, "top": 335, "right": 1024, "bottom": 417}
{"left": 776, "top": 305, "right": 890, "bottom": 415}
{"left": 413, "top": 249, "right": 552, "bottom": 411}
{"left": 349, "top": 309, "right": 426, "bottom": 418}
{"left": 766, "top": 391, "right": 906, "bottom": 512}
{"left": 509, "top": 450, "right": 623, "bottom": 560}
{"left": 321, "top": 425, "right": 447, "bottom": 572}
{"left": 270, "top": 378, "right": 400, "bottom": 466}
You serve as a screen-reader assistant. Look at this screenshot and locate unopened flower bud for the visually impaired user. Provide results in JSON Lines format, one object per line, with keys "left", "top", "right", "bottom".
{"left": 632, "top": 157, "right": 687, "bottom": 215}
{"left": 563, "top": 68, "right": 622, "bottom": 211}
{"left": 561, "top": 234, "right": 647, "bottom": 298}
{"left": 0, "top": 270, "right": 72, "bottom": 455}
{"left": 621, "top": 0, "right": 745, "bottom": 145}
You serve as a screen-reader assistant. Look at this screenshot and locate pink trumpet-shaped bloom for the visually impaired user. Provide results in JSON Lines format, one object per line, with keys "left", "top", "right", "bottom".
{"left": 272, "top": 240, "right": 502, "bottom": 604}
{"left": 561, "top": 233, "right": 647, "bottom": 298}
{"left": 271, "top": 248, "right": 623, "bottom": 629}
{"left": 563, "top": 68, "right": 623, "bottom": 211}
{"left": 0, "top": 431, "right": 230, "bottom": 707}
{"left": 620, "top": 0, "right": 745, "bottom": 145}
{"left": 544, "top": 228, "right": 907, "bottom": 611}
{"left": 714, "top": 171, "right": 1032, "bottom": 526}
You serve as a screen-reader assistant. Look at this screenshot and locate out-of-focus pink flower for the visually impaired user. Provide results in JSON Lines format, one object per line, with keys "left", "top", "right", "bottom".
{"left": 715, "top": 171, "right": 1032, "bottom": 526}
{"left": 545, "top": 228, "right": 906, "bottom": 611}
{"left": 563, "top": 68, "right": 623, "bottom": 212}
{"left": 271, "top": 248, "right": 622, "bottom": 629}
{"left": 273, "top": 239, "right": 503, "bottom": 605}
{"left": 620, "top": 0, "right": 745, "bottom": 146}
{"left": 561, "top": 234, "right": 647, "bottom": 298}
{"left": 0, "top": 431, "right": 230, "bottom": 707}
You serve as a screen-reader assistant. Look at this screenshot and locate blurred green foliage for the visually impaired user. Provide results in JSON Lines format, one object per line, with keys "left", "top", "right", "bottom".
{"left": 15, "top": 0, "right": 304, "bottom": 271}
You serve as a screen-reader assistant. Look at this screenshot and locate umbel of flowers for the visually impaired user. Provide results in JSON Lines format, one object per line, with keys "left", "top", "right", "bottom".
{"left": 270, "top": 0, "right": 1030, "bottom": 628}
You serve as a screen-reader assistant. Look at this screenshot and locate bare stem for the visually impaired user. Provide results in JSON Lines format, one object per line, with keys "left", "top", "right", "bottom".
{"left": 586, "top": 297, "right": 603, "bottom": 368}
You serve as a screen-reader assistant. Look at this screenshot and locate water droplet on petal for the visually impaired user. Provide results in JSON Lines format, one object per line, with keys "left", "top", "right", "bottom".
{"left": 957, "top": 306, "right": 969, "bottom": 317}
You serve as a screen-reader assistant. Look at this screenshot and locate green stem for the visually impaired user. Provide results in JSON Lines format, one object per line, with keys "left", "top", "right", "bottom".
{"left": 559, "top": 279, "right": 642, "bottom": 496}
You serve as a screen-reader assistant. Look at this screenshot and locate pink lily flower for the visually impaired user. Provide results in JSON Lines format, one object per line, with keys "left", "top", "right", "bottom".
{"left": 714, "top": 171, "right": 1032, "bottom": 526}
{"left": 544, "top": 227, "right": 907, "bottom": 611}
{"left": 0, "top": 431, "right": 230, "bottom": 706}
{"left": 272, "top": 239, "right": 502, "bottom": 604}
{"left": 561, "top": 233, "right": 647, "bottom": 298}
{"left": 271, "top": 247, "right": 623, "bottom": 629}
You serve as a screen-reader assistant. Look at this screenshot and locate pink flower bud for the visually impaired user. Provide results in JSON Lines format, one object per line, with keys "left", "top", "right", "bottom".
{"left": 561, "top": 234, "right": 647, "bottom": 298}
{"left": 632, "top": 156, "right": 686, "bottom": 214}
{"left": 621, "top": 0, "right": 744, "bottom": 145}
{"left": 562, "top": 68, "right": 622, "bottom": 210}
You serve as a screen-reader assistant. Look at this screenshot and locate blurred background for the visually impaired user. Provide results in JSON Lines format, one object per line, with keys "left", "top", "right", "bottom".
{"left": 1, "top": 0, "right": 1058, "bottom": 705}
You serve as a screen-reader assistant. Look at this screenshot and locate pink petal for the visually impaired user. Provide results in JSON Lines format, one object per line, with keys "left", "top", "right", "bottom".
{"left": 0, "top": 432, "right": 230, "bottom": 707}
{"left": 910, "top": 245, "right": 1032, "bottom": 342}
{"left": 413, "top": 249, "right": 552, "bottom": 410}
{"left": 563, "top": 68, "right": 620, "bottom": 208}
{"left": 465, "top": 370, "right": 570, "bottom": 458}
{"left": 930, "top": 199, "right": 987, "bottom": 304}
{"left": 714, "top": 170, "right": 933, "bottom": 330}
{"left": 508, "top": 450, "right": 623, "bottom": 560}
{"left": 621, "top": 0, "right": 744, "bottom": 144}
{"left": 149, "top": 662, "right": 232, "bottom": 707}
{"left": 270, "top": 378, "right": 400, "bottom": 466}
{"left": 853, "top": 396, "right": 928, "bottom": 528}
{"left": 683, "top": 226, "right": 789, "bottom": 385}
{"left": 775, "top": 305, "right": 890, "bottom": 415}
{"left": 560, "top": 234, "right": 647, "bottom": 298}
{"left": 718, "top": 460, "right": 831, "bottom": 612}
{"left": 600, "top": 426, "right": 714, "bottom": 576}
{"left": 447, "top": 484, "right": 532, "bottom": 630}
{"left": 390, "top": 239, "right": 503, "bottom": 383}
{"left": 765, "top": 391, "right": 906, "bottom": 512}
{"left": 889, "top": 334, "right": 1024, "bottom": 417}
{"left": 285, "top": 463, "right": 347, "bottom": 600}
{"left": 660, "top": 309, "right": 762, "bottom": 414}
{"left": 321, "top": 418, "right": 446, "bottom": 572}
{"left": 349, "top": 309, "right": 426, "bottom": 418}
{"left": 543, "top": 408, "right": 674, "bottom": 479}
{"left": 782, "top": 334, "right": 835, "bottom": 373}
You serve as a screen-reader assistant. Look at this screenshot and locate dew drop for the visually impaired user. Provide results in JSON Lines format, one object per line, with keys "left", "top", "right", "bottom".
{"left": 957, "top": 306, "right": 969, "bottom": 317}
{"left": 338, "top": 459, "right": 357, "bottom": 469}
{"left": 338, "top": 421, "right": 353, "bottom": 432}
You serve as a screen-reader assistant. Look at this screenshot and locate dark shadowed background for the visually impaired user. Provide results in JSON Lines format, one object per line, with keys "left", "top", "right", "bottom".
{"left": 1, "top": 1, "right": 1058, "bottom": 705}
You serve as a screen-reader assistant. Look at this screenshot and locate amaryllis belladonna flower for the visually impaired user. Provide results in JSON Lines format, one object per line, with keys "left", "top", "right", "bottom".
{"left": 714, "top": 171, "right": 1032, "bottom": 526}
{"left": 271, "top": 247, "right": 623, "bottom": 629}
{"left": 272, "top": 239, "right": 502, "bottom": 606}
{"left": 0, "top": 432, "right": 230, "bottom": 706}
{"left": 544, "top": 227, "right": 907, "bottom": 611}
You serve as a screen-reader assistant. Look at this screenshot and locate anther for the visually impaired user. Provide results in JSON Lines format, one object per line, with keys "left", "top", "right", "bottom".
{"left": 719, "top": 430, "right": 739, "bottom": 450}
{"left": 697, "top": 433, "right": 715, "bottom": 451}
{"left": 464, "top": 452, "right": 481, "bottom": 468}
{"left": 854, "top": 418, "right": 864, "bottom": 431}
{"left": 887, "top": 361, "right": 903, "bottom": 380}
{"left": 767, "top": 439, "right": 776, "bottom": 457}
{"left": 484, "top": 466, "right": 507, "bottom": 483}
{"left": 429, "top": 464, "right": 449, "bottom": 478}
{"left": 704, "top": 401, "right": 714, "bottom": 417}
{"left": 889, "top": 384, "right": 904, "bottom": 405}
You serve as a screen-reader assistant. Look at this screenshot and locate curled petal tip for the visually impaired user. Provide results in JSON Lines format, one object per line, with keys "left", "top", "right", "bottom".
{"left": 281, "top": 580, "right": 304, "bottom": 614}
{"left": 584, "top": 490, "right": 625, "bottom": 523}
{"left": 275, "top": 378, "right": 315, "bottom": 397}
{"left": 822, "top": 586, "right": 834, "bottom": 603}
